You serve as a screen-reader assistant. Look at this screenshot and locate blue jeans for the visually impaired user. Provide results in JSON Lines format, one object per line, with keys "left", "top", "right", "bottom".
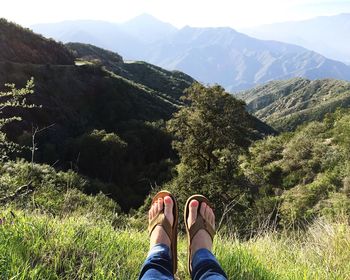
{"left": 139, "top": 244, "right": 227, "bottom": 280}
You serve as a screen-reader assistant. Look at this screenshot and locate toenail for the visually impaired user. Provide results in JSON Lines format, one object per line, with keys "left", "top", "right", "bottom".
{"left": 190, "top": 200, "right": 199, "bottom": 207}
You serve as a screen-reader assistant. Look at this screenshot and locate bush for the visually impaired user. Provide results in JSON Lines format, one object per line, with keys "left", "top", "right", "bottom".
{"left": 0, "top": 160, "right": 120, "bottom": 220}
{"left": 317, "top": 192, "right": 350, "bottom": 219}
{"left": 61, "top": 189, "right": 120, "bottom": 220}
{"left": 280, "top": 171, "right": 338, "bottom": 225}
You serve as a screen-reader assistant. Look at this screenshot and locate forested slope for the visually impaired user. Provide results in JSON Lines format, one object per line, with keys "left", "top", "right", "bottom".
{"left": 0, "top": 19, "right": 193, "bottom": 210}
{"left": 239, "top": 78, "right": 350, "bottom": 131}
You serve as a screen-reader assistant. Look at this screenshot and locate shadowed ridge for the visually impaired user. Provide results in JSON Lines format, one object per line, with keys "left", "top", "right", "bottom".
{"left": 0, "top": 18, "right": 74, "bottom": 65}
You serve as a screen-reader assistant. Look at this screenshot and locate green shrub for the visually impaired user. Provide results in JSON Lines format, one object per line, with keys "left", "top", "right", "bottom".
{"left": 280, "top": 172, "right": 338, "bottom": 225}
{"left": 0, "top": 160, "right": 120, "bottom": 221}
{"left": 317, "top": 192, "right": 350, "bottom": 218}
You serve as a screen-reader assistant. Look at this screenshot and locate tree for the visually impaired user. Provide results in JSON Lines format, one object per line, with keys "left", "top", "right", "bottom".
{"left": 167, "top": 83, "right": 251, "bottom": 176}
{"left": 75, "top": 129, "right": 127, "bottom": 183}
{"left": 166, "top": 83, "right": 253, "bottom": 221}
{"left": 0, "top": 78, "right": 36, "bottom": 161}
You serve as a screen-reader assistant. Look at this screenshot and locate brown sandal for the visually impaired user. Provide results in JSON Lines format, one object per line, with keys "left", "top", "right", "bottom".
{"left": 184, "top": 194, "right": 216, "bottom": 274}
{"left": 148, "top": 190, "right": 179, "bottom": 274}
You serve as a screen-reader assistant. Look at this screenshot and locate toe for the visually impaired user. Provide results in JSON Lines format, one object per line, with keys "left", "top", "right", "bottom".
{"left": 209, "top": 207, "right": 215, "bottom": 228}
{"left": 200, "top": 202, "right": 207, "bottom": 220}
{"left": 188, "top": 199, "right": 199, "bottom": 227}
{"left": 150, "top": 203, "right": 155, "bottom": 218}
{"left": 158, "top": 198, "right": 164, "bottom": 212}
{"left": 153, "top": 201, "right": 159, "bottom": 215}
{"left": 164, "top": 196, "right": 174, "bottom": 226}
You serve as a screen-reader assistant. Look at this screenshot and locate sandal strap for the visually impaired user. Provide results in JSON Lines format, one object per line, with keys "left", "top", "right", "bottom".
{"left": 189, "top": 215, "right": 215, "bottom": 242}
{"left": 148, "top": 212, "right": 172, "bottom": 240}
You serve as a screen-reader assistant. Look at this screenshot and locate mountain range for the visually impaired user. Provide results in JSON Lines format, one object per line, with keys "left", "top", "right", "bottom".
{"left": 243, "top": 13, "right": 350, "bottom": 64}
{"left": 4, "top": 17, "right": 350, "bottom": 135}
{"left": 31, "top": 14, "right": 350, "bottom": 91}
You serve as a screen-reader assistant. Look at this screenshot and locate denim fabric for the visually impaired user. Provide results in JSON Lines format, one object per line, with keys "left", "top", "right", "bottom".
{"left": 138, "top": 243, "right": 174, "bottom": 280}
{"left": 139, "top": 244, "right": 227, "bottom": 280}
{"left": 191, "top": 248, "right": 228, "bottom": 280}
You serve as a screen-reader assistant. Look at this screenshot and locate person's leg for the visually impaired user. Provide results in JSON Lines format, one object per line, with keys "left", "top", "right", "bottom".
{"left": 187, "top": 200, "right": 227, "bottom": 280}
{"left": 191, "top": 248, "right": 227, "bottom": 280}
{"left": 138, "top": 196, "right": 175, "bottom": 280}
{"left": 139, "top": 243, "right": 174, "bottom": 280}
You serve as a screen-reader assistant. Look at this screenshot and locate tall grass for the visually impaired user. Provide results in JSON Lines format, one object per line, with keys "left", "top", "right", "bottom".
{"left": 0, "top": 210, "right": 349, "bottom": 279}
{"left": 215, "top": 218, "right": 350, "bottom": 280}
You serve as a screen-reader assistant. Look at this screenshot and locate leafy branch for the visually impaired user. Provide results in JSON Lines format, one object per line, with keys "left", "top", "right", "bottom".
{"left": 0, "top": 77, "right": 39, "bottom": 160}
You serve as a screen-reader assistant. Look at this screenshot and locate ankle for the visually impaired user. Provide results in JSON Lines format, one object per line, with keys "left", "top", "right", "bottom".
{"left": 150, "top": 225, "right": 171, "bottom": 248}
{"left": 190, "top": 229, "right": 213, "bottom": 256}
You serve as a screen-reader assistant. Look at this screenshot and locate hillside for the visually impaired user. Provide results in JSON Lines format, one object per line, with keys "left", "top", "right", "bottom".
{"left": 244, "top": 13, "right": 350, "bottom": 64}
{"left": 66, "top": 42, "right": 194, "bottom": 102}
{"left": 32, "top": 15, "right": 350, "bottom": 91}
{"left": 238, "top": 78, "right": 350, "bottom": 131}
{"left": 0, "top": 63, "right": 182, "bottom": 210}
{"left": 0, "top": 19, "right": 195, "bottom": 210}
{"left": 0, "top": 18, "right": 74, "bottom": 65}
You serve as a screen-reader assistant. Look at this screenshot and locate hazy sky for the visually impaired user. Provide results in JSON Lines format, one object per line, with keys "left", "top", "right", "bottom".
{"left": 1, "top": 0, "right": 350, "bottom": 28}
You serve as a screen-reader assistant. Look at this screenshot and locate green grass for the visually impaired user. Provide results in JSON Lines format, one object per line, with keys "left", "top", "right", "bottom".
{"left": 1, "top": 210, "right": 349, "bottom": 279}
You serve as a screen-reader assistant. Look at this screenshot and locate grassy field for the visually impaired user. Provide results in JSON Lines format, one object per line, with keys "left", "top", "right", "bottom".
{"left": 0, "top": 210, "right": 349, "bottom": 280}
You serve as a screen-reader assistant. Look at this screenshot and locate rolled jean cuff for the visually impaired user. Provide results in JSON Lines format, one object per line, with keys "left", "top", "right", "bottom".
{"left": 147, "top": 243, "right": 171, "bottom": 259}
{"left": 139, "top": 243, "right": 173, "bottom": 280}
{"left": 191, "top": 248, "right": 227, "bottom": 279}
{"left": 192, "top": 248, "right": 219, "bottom": 268}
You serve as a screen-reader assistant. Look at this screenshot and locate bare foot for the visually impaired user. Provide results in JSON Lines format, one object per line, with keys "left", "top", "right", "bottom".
{"left": 187, "top": 200, "right": 215, "bottom": 258}
{"left": 149, "top": 196, "right": 174, "bottom": 249}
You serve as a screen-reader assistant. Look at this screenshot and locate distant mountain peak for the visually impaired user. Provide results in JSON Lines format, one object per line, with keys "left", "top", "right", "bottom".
{"left": 123, "top": 13, "right": 177, "bottom": 29}
{"left": 119, "top": 13, "right": 177, "bottom": 44}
